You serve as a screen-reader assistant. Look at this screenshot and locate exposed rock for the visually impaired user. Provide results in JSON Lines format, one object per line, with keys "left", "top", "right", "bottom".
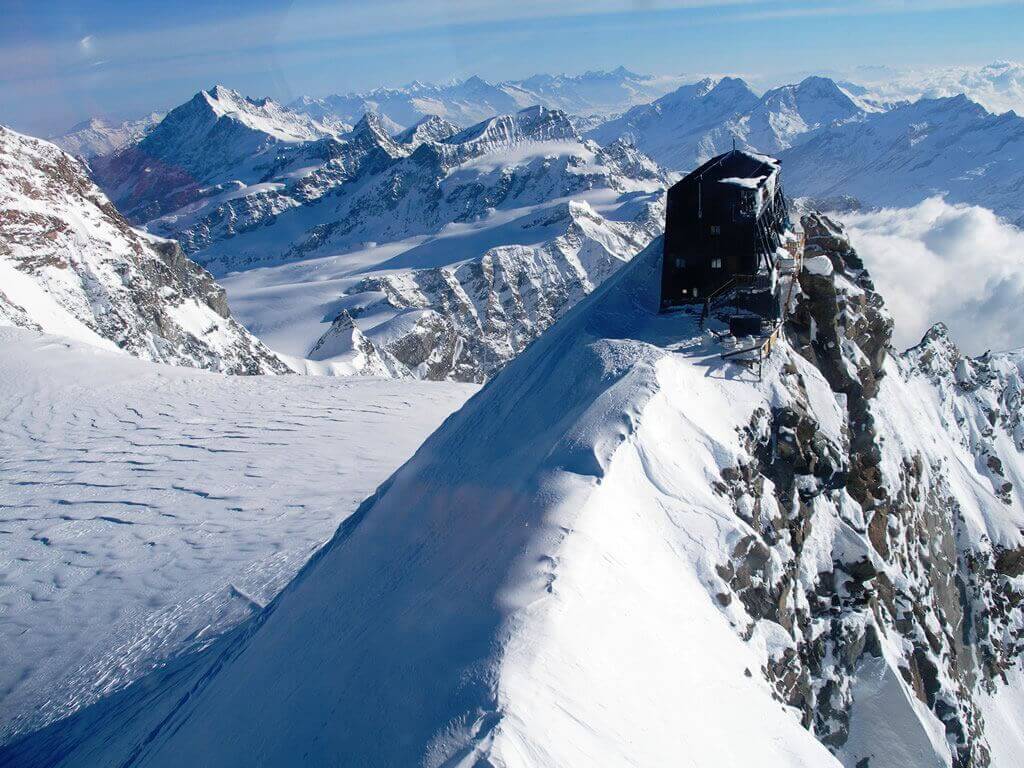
{"left": 0, "top": 124, "right": 289, "bottom": 374}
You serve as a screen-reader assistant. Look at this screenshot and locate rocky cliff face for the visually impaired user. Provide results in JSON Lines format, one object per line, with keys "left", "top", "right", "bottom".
{"left": 713, "top": 212, "right": 1024, "bottom": 766}
{"left": 0, "top": 125, "right": 289, "bottom": 374}
{"left": 320, "top": 198, "right": 662, "bottom": 382}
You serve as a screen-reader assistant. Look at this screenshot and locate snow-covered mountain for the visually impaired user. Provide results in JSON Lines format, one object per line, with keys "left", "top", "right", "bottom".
{"left": 0, "top": 125, "right": 288, "bottom": 373}
{"left": 96, "top": 91, "right": 665, "bottom": 381}
{"left": 288, "top": 67, "right": 687, "bottom": 130}
{"left": 91, "top": 85, "right": 335, "bottom": 222}
{"left": 7, "top": 215, "right": 1023, "bottom": 766}
{"left": 587, "top": 75, "right": 874, "bottom": 171}
{"left": 49, "top": 113, "right": 163, "bottom": 159}
{"left": 780, "top": 94, "right": 1024, "bottom": 226}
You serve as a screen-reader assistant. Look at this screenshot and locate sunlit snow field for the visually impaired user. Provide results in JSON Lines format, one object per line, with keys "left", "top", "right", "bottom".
{"left": 0, "top": 327, "right": 475, "bottom": 743}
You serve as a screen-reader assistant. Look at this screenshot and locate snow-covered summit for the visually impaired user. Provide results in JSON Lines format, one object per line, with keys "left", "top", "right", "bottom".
{"left": 587, "top": 75, "right": 872, "bottom": 171}
{"left": 90, "top": 85, "right": 333, "bottom": 221}
{"left": 393, "top": 115, "right": 460, "bottom": 147}
{"left": 49, "top": 113, "right": 163, "bottom": 159}
{"left": 0, "top": 124, "right": 288, "bottom": 373}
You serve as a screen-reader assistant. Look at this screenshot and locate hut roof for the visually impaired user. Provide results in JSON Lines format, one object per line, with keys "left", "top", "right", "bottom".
{"left": 680, "top": 149, "right": 779, "bottom": 189}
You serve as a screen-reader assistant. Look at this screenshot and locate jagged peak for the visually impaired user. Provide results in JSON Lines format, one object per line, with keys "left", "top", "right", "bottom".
{"left": 446, "top": 105, "right": 579, "bottom": 148}
{"left": 461, "top": 74, "right": 492, "bottom": 89}
{"left": 903, "top": 322, "right": 965, "bottom": 380}
{"left": 394, "top": 114, "right": 460, "bottom": 145}
{"left": 347, "top": 111, "right": 406, "bottom": 156}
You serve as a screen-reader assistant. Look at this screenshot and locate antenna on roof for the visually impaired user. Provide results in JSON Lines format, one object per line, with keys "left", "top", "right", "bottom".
{"left": 732, "top": 138, "right": 736, "bottom": 152}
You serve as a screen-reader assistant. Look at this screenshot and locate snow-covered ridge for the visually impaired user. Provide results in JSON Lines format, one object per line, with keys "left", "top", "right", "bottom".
{"left": 7, "top": 215, "right": 1023, "bottom": 766}
{"left": 48, "top": 113, "right": 163, "bottom": 160}
{"left": 287, "top": 67, "right": 688, "bottom": 130}
{"left": 780, "top": 94, "right": 1024, "bottom": 226}
{"left": 586, "top": 75, "right": 872, "bottom": 171}
{"left": 849, "top": 60, "right": 1024, "bottom": 118}
{"left": 0, "top": 125, "right": 288, "bottom": 373}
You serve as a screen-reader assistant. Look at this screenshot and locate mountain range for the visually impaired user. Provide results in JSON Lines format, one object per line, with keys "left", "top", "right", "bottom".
{"left": 779, "top": 94, "right": 1024, "bottom": 227}
{"left": 587, "top": 75, "right": 879, "bottom": 171}
{"left": 83, "top": 85, "right": 665, "bottom": 381}
{"left": 287, "top": 67, "right": 687, "bottom": 129}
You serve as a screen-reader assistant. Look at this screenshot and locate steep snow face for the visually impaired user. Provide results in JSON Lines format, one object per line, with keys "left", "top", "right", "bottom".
{"left": 587, "top": 76, "right": 871, "bottom": 171}
{"left": 0, "top": 125, "right": 288, "bottom": 373}
{"left": 586, "top": 76, "right": 761, "bottom": 171}
{"left": 8, "top": 219, "right": 1023, "bottom": 767}
{"left": 48, "top": 113, "right": 163, "bottom": 159}
{"left": 0, "top": 326, "right": 475, "bottom": 746}
{"left": 90, "top": 85, "right": 333, "bottom": 222}
{"left": 288, "top": 68, "right": 687, "bottom": 130}
{"left": 780, "top": 95, "right": 1024, "bottom": 226}
{"left": 738, "top": 76, "right": 876, "bottom": 153}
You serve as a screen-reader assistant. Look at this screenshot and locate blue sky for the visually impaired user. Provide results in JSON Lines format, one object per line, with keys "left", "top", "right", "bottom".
{"left": 1, "top": 0, "right": 1023, "bottom": 136}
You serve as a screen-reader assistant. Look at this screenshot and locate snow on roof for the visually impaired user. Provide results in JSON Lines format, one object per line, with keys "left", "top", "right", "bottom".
{"left": 718, "top": 175, "right": 766, "bottom": 189}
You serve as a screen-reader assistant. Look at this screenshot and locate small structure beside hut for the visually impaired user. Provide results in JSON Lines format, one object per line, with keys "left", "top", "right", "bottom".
{"left": 660, "top": 148, "right": 804, "bottom": 373}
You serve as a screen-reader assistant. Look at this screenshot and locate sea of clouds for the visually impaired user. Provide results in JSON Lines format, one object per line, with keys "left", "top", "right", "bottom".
{"left": 841, "top": 197, "right": 1024, "bottom": 356}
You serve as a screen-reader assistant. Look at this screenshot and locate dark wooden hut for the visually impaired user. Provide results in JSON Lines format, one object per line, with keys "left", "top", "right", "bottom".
{"left": 660, "top": 149, "right": 790, "bottom": 311}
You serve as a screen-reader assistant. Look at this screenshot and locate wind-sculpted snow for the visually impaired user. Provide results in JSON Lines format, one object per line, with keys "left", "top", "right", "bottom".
{"left": 7, "top": 219, "right": 1024, "bottom": 766}
{"left": 0, "top": 327, "right": 474, "bottom": 746}
{"left": 0, "top": 125, "right": 288, "bottom": 373}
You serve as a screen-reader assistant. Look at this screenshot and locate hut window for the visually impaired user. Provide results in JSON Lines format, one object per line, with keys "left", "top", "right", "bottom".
{"left": 675, "top": 257, "right": 685, "bottom": 268}
{"left": 710, "top": 225, "right": 721, "bottom": 235}
{"left": 711, "top": 257, "right": 723, "bottom": 269}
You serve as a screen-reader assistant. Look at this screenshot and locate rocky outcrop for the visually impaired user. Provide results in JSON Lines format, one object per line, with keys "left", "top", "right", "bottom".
{"left": 712, "top": 213, "right": 1024, "bottom": 766}
{"left": 0, "top": 124, "right": 289, "bottom": 374}
{"left": 336, "top": 199, "right": 662, "bottom": 382}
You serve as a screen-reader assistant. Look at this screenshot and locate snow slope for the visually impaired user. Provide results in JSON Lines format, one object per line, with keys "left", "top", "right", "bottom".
{"left": 7, "top": 218, "right": 1023, "bottom": 766}
{"left": 780, "top": 95, "right": 1024, "bottom": 226}
{"left": 0, "top": 125, "right": 287, "bottom": 373}
{"left": 0, "top": 326, "right": 474, "bottom": 745}
{"left": 587, "top": 75, "right": 872, "bottom": 171}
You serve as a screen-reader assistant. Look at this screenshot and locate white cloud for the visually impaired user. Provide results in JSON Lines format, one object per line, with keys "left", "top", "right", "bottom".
{"left": 850, "top": 60, "right": 1024, "bottom": 115}
{"left": 840, "top": 197, "right": 1024, "bottom": 355}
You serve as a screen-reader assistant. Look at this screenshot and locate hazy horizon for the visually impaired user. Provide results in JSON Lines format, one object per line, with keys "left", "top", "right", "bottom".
{"left": 3, "top": 0, "right": 1024, "bottom": 136}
